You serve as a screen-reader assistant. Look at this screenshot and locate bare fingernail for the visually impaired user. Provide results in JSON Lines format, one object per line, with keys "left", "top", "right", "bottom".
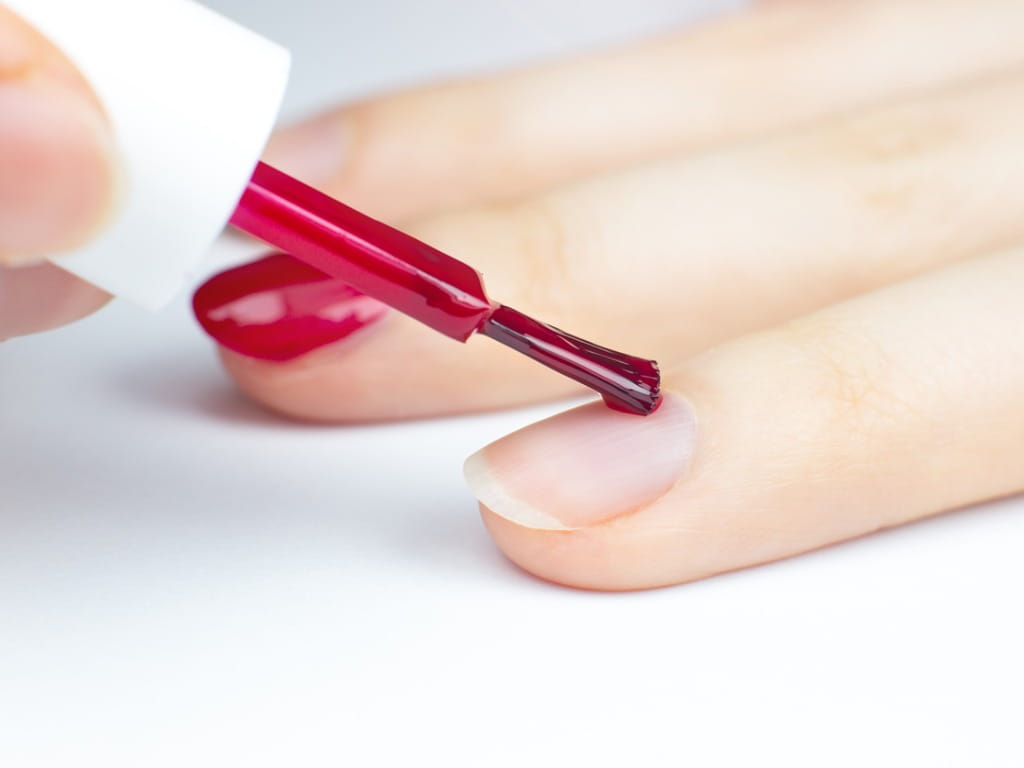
{"left": 464, "top": 393, "right": 697, "bottom": 531}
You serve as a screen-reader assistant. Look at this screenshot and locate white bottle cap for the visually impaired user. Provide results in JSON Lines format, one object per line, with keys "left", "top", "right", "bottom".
{"left": 5, "top": 0, "right": 291, "bottom": 309}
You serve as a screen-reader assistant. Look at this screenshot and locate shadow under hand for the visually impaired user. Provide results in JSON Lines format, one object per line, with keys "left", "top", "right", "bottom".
{"left": 111, "top": 340, "right": 294, "bottom": 429}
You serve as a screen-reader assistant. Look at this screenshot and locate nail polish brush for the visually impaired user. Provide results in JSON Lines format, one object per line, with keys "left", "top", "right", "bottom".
{"left": 232, "top": 163, "right": 661, "bottom": 414}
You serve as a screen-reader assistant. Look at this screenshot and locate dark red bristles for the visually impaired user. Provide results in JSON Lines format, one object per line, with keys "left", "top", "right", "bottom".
{"left": 482, "top": 306, "right": 662, "bottom": 416}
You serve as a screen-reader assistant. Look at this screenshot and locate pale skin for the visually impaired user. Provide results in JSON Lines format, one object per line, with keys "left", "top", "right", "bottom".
{"left": 4, "top": 0, "right": 1024, "bottom": 589}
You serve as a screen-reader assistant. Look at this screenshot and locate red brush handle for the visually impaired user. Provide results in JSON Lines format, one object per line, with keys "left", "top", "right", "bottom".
{"left": 230, "top": 162, "right": 495, "bottom": 342}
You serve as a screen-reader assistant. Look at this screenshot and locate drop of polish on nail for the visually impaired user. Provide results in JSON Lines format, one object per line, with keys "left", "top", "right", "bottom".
{"left": 192, "top": 252, "right": 388, "bottom": 362}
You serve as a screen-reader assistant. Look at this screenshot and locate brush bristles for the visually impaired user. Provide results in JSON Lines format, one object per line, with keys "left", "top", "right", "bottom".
{"left": 482, "top": 305, "right": 663, "bottom": 416}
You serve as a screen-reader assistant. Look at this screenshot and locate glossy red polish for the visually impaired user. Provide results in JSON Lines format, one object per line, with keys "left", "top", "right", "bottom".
{"left": 226, "top": 162, "right": 662, "bottom": 415}
{"left": 232, "top": 163, "right": 492, "bottom": 342}
{"left": 193, "top": 253, "right": 388, "bottom": 362}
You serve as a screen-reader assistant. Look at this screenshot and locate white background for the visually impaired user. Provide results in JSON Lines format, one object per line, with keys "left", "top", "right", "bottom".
{"left": 3, "top": 1, "right": 1023, "bottom": 765}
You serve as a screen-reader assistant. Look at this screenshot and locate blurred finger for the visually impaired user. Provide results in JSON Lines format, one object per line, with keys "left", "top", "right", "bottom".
{"left": 0, "top": 263, "right": 109, "bottom": 339}
{"left": 267, "top": 0, "right": 1024, "bottom": 222}
{"left": 0, "top": 5, "right": 119, "bottom": 263}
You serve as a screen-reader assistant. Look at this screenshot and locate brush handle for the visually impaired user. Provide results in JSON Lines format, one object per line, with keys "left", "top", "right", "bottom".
{"left": 232, "top": 163, "right": 495, "bottom": 342}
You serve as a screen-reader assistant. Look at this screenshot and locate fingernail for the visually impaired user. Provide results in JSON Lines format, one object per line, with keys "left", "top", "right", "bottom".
{"left": 193, "top": 252, "right": 389, "bottom": 362}
{"left": 263, "top": 112, "right": 349, "bottom": 190}
{"left": 464, "top": 394, "right": 697, "bottom": 531}
{"left": 0, "top": 80, "right": 119, "bottom": 261}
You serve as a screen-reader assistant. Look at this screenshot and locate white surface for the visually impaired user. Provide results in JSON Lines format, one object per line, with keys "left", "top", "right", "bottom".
{"left": 7, "top": 0, "right": 290, "bottom": 309}
{"left": 3, "top": 1, "right": 1024, "bottom": 766}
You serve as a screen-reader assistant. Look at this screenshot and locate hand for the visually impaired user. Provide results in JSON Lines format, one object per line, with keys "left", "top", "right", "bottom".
{"left": 0, "top": 6, "right": 117, "bottom": 339}
{"left": 194, "top": 0, "right": 1024, "bottom": 589}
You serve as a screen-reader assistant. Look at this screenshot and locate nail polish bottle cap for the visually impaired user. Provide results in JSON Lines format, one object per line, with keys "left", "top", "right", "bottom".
{"left": 5, "top": 0, "right": 291, "bottom": 309}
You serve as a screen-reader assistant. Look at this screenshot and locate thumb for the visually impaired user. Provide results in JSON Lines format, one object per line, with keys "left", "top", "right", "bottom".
{"left": 0, "top": 6, "right": 118, "bottom": 263}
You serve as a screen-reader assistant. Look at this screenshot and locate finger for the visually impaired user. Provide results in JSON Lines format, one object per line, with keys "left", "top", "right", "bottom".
{"left": 0, "top": 263, "right": 110, "bottom": 339}
{"left": 0, "top": 6, "right": 119, "bottom": 335}
{"left": 0, "top": 6, "right": 119, "bottom": 262}
{"left": 266, "top": 0, "right": 1024, "bottom": 222}
{"left": 199, "top": 72, "right": 1024, "bottom": 421}
{"left": 464, "top": 246, "right": 1024, "bottom": 590}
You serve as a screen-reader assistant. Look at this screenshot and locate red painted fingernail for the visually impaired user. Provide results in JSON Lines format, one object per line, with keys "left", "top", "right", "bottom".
{"left": 193, "top": 252, "right": 389, "bottom": 362}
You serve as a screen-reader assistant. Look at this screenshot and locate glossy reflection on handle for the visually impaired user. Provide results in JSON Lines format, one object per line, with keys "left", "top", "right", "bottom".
{"left": 231, "top": 162, "right": 494, "bottom": 342}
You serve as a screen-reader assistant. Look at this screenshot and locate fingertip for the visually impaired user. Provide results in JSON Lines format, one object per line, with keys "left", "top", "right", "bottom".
{"left": 479, "top": 505, "right": 685, "bottom": 592}
{"left": 479, "top": 506, "right": 600, "bottom": 590}
{"left": 201, "top": 272, "right": 582, "bottom": 421}
{"left": 216, "top": 345, "right": 357, "bottom": 424}
{"left": 0, "top": 263, "right": 110, "bottom": 338}
{"left": 0, "top": 9, "right": 120, "bottom": 259}
{"left": 215, "top": 321, "right": 580, "bottom": 424}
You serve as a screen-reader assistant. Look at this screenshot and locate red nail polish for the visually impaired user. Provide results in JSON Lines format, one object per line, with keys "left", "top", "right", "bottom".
{"left": 193, "top": 253, "right": 388, "bottom": 362}
{"left": 232, "top": 163, "right": 493, "bottom": 343}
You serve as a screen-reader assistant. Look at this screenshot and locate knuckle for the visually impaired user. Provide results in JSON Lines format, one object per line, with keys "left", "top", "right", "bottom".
{"left": 793, "top": 93, "right": 966, "bottom": 192}
{"left": 831, "top": 108, "right": 963, "bottom": 167}
{"left": 405, "top": 196, "right": 584, "bottom": 322}
{"left": 780, "top": 316, "right": 930, "bottom": 441}
{"left": 507, "top": 198, "right": 579, "bottom": 314}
